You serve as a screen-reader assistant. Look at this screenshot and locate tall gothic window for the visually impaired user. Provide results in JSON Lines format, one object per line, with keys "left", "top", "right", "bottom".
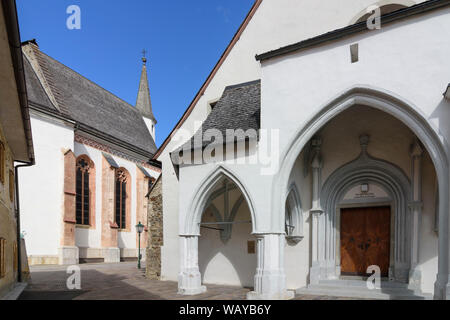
{"left": 0, "top": 238, "right": 5, "bottom": 279}
{"left": 0, "top": 141, "right": 5, "bottom": 185}
{"left": 76, "top": 156, "right": 92, "bottom": 225}
{"left": 115, "top": 168, "right": 128, "bottom": 229}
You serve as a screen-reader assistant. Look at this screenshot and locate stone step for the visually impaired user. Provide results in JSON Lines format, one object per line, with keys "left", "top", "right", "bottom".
{"left": 296, "top": 280, "right": 433, "bottom": 300}
{"left": 296, "top": 286, "right": 432, "bottom": 300}
{"left": 318, "top": 279, "right": 410, "bottom": 289}
{"left": 309, "top": 284, "right": 422, "bottom": 295}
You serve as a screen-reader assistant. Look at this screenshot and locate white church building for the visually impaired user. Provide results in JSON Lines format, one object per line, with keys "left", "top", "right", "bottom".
{"left": 153, "top": 0, "right": 450, "bottom": 300}
{"left": 19, "top": 40, "right": 160, "bottom": 266}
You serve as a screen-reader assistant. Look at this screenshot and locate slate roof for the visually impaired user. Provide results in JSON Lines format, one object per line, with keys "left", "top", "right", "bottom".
{"left": 180, "top": 80, "right": 260, "bottom": 151}
{"left": 23, "top": 46, "right": 157, "bottom": 156}
{"left": 24, "top": 57, "right": 56, "bottom": 112}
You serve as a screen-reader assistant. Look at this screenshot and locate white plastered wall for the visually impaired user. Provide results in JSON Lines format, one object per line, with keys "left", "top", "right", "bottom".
{"left": 19, "top": 114, "right": 74, "bottom": 257}
{"left": 285, "top": 107, "right": 438, "bottom": 292}
{"left": 175, "top": 6, "right": 449, "bottom": 293}
{"left": 159, "top": 0, "right": 424, "bottom": 281}
{"left": 261, "top": 11, "right": 449, "bottom": 293}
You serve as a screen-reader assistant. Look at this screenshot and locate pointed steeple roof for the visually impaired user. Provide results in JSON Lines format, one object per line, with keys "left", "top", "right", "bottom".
{"left": 136, "top": 54, "right": 156, "bottom": 123}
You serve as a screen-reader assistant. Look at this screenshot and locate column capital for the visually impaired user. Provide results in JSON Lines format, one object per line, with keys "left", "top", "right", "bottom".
{"left": 311, "top": 136, "right": 322, "bottom": 148}
{"left": 252, "top": 232, "right": 285, "bottom": 237}
{"left": 179, "top": 234, "right": 201, "bottom": 238}
{"left": 408, "top": 201, "right": 423, "bottom": 210}
{"left": 310, "top": 208, "right": 324, "bottom": 216}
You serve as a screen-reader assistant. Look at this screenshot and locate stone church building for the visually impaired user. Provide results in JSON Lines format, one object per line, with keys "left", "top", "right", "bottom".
{"left": 19, "top": 40, "right": 160, "bottom": 265}
{"left": 152, "top": 0, "right": 450, "bottom": 300}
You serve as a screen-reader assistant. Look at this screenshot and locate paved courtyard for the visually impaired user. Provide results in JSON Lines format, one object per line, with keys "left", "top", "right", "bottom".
{"left": 19, "top": 262, "right": 353, "bottom": 300}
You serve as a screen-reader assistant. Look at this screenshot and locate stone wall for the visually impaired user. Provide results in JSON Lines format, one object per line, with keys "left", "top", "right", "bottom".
{"left": 0, "top": 122, "right": 18, "bottom": 297}
{"left": 146, "top": 176, "right": 163, "bottom": 280}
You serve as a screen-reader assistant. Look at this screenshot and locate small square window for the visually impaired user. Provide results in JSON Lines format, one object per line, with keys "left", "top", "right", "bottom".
{"left": 247, "top": 240, "right": 256, "bottom": 254}
{"left": 207, "top": 99, "right": 219, "bottom": 114}
{"left": 361, "top": 183, "right": 369, "bottom": 193}
{"left": 350, "top": 43, "right": 359, "bottom": 63}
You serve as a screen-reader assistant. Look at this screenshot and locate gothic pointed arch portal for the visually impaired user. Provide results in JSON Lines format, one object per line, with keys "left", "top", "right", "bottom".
{"left": 316, "top": 135, "right": 412, "bottom": 282}
{"left": 273, "top": 86, "right": 449, "bottom": 299}
{"left": 183, "top": 166, "right": 257, "bottom": 236}
{"left": 179, "top": 166, "right": 258, "bottom": 295}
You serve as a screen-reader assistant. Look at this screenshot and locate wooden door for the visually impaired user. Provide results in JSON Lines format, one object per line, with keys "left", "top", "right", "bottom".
{"left": 340, "top": 206, "right": 390, "bottom": 277}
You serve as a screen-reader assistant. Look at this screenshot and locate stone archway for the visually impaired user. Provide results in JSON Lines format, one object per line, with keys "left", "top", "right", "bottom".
{"left": 273, "top": 86, "right": 449, "bottom": 299}
{"left": 310, "top": 135, "right": 412, "bottom": 284}
{"left": 178, "top": 166, "right": 257, "bottom": 296}
{"left": 182, "top": 166, "right": 257, "bottom": 237}
{"left": 178, "top": 165, "right": 293, "bottom": 300}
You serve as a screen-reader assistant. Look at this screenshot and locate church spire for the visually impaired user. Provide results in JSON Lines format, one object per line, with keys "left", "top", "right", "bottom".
{"left": 136, "top": 50, "right": 156, "bottom": 124}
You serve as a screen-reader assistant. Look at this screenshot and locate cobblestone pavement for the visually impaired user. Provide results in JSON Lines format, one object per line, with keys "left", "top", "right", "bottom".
{"left": 19, "top": 262, "right": 355, "bottom": 300}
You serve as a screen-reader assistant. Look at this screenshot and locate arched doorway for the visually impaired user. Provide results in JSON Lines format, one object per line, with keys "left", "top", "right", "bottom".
{"left": 178, "top": 166, "right": 257, "bottom": 295}
{"left": 198, "top": 176, "right": 256, "bottom": 288}
{"left": 178, "top": 165, "right": 294, "bottom": 299}
{"left": 317, "top": 134, "right": 412, "bottom": 283}
{"left": 274, "top": 87, "right": 449, "bottom": 299}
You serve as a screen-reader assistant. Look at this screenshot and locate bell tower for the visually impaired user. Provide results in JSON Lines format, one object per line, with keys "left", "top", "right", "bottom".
{"left": 136, "top": 50, "right": 157, "bottom": 140}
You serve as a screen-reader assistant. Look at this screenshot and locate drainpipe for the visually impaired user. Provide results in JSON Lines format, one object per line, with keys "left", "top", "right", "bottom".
{"left": 14, "top": 160, "right": 34, "bottom": 283}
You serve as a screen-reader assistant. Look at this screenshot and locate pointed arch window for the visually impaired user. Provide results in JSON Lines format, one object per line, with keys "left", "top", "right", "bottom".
{"left": 115, "top": 168, "right": 129, "bottom": 229}
{"left": 76, "top": 156, "right": 93, "bottom": 226}
{"left": 0, "top": 141, "right": 5, "bottom": 185}
{"left": 285, "top": 186, "right": 304, "bottom": 244}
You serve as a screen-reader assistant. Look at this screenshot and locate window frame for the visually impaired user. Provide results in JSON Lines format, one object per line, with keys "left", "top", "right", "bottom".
{"left": 9, "top": 169, "right": 14, "bottom": 202}
{"left": 285, "top": 186, "right": 304, "bottom": 244}
{"left": 0, "top": 238, "right": 5, "bottom": 279}
{"left": 75, "top": 155, "right": 95, "bottom": 227}
{"left": 114, "top": 168, "right": 130, "bottom": 231}
{"left": 0, "top": 141, "right": 5, "bottom": 185}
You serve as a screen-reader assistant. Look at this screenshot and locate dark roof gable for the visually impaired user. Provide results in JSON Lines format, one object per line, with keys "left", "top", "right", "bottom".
{"left": 23, "top": 45, "right": 157, "bottom": 156}
{"left": 180, "top": 80, "right": 260, "bottom": 151}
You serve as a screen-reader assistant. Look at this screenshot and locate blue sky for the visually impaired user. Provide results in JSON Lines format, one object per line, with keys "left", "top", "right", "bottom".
{"left": 17, "top": 0, "right": 254, "bottom": 147}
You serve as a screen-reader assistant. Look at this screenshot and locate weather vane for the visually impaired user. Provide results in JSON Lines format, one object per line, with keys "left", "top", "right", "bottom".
{"left": 142, "top": 49, "right": 147, "bottom": 64}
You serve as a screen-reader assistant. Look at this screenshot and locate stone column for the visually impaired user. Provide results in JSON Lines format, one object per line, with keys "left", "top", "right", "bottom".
{"left": 178, "top": 235, "right": 206, "bottom": 295}
{"left": 409, "top": 140, "right": 423, "bottom": 289}
{"left": 309, "top": 137, "right": 324, "bottom": 284}
{"left": 101, "top": 155, "right": 120, "bottom": 263}
{"left": 247, "top": 234, "right": 294, "bottom": 300}
{"left": 59, "top": 150, "right": 79, "bottom": 265}
{"left": 434, "top": 170, "right": 450, "bottom": 300}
